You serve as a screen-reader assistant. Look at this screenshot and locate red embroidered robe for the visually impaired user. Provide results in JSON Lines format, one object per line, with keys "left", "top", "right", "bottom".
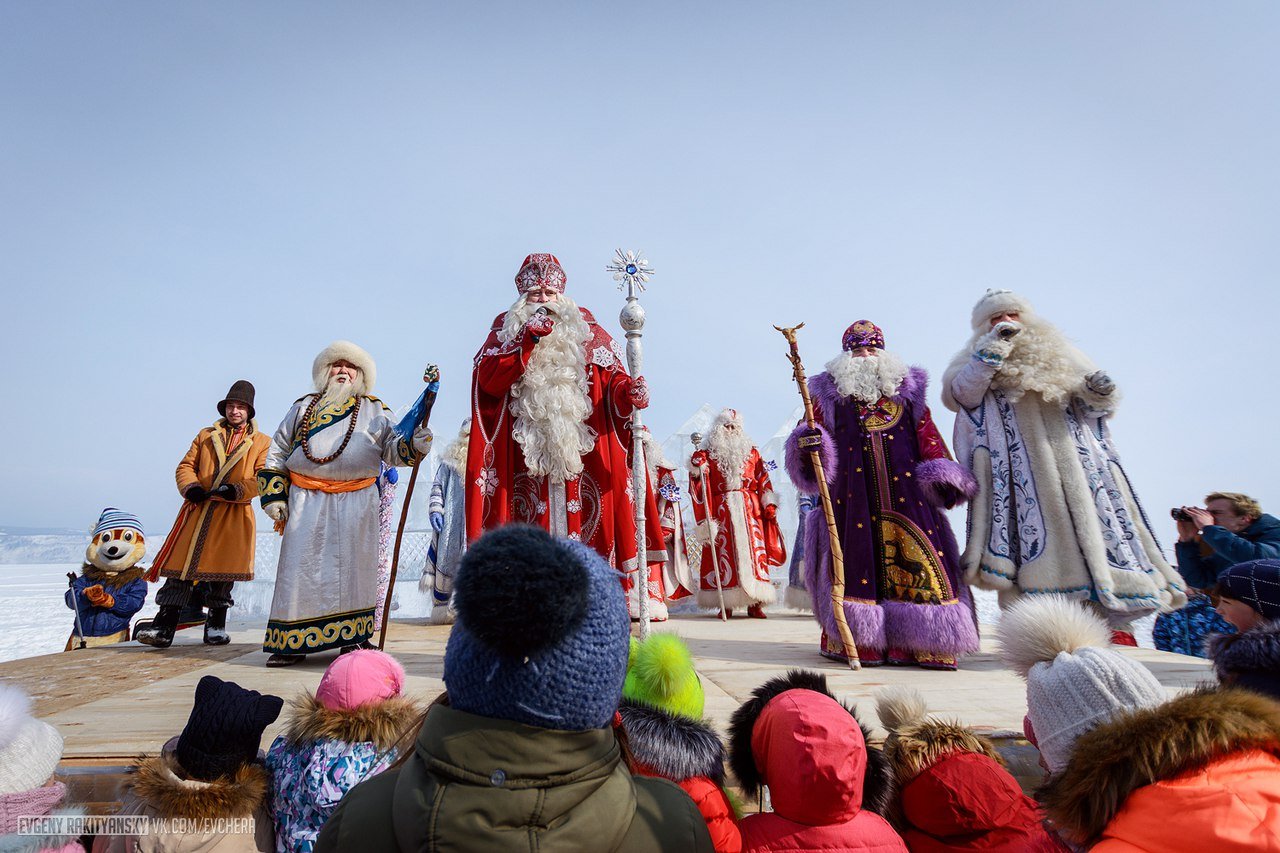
{"left": 689, "top": 447, "right": 786, "bottom": 609}
{"left": 466, "top": 307, "right": 662, "bottom": 576}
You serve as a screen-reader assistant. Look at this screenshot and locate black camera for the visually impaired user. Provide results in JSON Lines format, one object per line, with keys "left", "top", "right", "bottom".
{"left": 1170, "top": 508, "right": 1193, "bottom": 523}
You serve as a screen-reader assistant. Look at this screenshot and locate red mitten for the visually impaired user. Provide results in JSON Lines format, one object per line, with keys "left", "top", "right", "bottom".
{"left": 690, "top": 450, "right": 708, "bottom": 469}
{"left": 526, "top": 314, "right": 555, "bottom": 338}
{"left": 763, "top": 504, "right": 778, "bottom": 520}
{"left": 628, "top": 376, "right": 650, "bottom": 410}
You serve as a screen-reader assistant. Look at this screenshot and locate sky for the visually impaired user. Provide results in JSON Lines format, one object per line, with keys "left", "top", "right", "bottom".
{"left": 2, "top": 2, "right": 1277, "bottom": 545}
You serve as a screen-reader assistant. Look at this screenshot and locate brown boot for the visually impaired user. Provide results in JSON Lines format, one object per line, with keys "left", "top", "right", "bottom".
{"left": 747, "top": 603, "right": 767, "bottom": 619}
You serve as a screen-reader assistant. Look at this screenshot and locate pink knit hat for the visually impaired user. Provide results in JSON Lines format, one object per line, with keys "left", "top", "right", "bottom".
{"left": 315, "top": 650, "right": 405, "bottom": 711}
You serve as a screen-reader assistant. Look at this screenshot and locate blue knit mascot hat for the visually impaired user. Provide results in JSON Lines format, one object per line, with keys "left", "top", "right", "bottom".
{"left": 444, "top": 525, "right": 630, "bottom": 730}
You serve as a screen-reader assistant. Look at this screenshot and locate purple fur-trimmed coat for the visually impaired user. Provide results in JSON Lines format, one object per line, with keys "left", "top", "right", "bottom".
{"left": 784, "top": 366, "right": 980, "bottom": 659}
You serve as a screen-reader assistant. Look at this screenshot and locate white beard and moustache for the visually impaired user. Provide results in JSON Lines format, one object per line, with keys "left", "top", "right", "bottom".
{"left": 705, "top": 421, "right": 754, "bottom": 479}
{"left": 640, "top": 431, "right": 672, "bottom": 483}
{"left": 825, "top": 350, "right": 909, "bottom": 404}
{"left": 317, "top": 371, "right": 365, "bottom": 409}
{"left": 442, "top": 421, "right": 470, "bottom": 474}
{"left": 501, "top": 294, "right": 597, "bottom": 481}
{"left": 988, "top": 321, "right": 1095, "bottom": 404}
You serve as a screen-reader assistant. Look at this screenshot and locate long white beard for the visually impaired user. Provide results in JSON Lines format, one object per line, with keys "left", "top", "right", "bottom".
{"left": 503, "top": 294, "right": 597, "bottom": 481}
{"left": 825, "top": 350, "right": 909, "bottom": 403}
{"left": 989, "top": 321, "right": 1095, "bottom": 404}
{"left": 640, "top": 431, "right": 672, "bottom": 483}
{"left": 442, "top": 425, "right": 470, "bottom": 474}
{"left": 706, "top": 425, "right": 753, "bottom": 480}
{"left": 318, "top": 373, "right": 364, "bottom": 409}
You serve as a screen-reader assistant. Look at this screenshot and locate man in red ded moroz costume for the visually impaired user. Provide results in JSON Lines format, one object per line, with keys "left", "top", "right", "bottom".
{"left": 467, "top": 253, "right": 664, "bottom": 599}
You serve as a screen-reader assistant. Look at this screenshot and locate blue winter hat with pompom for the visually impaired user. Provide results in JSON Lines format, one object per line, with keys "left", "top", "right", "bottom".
{"left": 443, "top": 525, "right": 630, "bottom": 730}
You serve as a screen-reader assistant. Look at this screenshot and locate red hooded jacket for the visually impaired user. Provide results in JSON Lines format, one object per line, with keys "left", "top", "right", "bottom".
{"left": 899, "top": 752, "right": 1066, "bottom": 852}
{"left": 733, "top": 683, "right": 906, "bottom": 853}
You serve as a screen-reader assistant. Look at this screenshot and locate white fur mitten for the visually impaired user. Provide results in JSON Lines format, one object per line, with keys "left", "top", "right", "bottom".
{"left": 264, "top": 502, "right": 288, "bottom": 523}
{"left": 412, "top": 426, "right": 434, "bottom": 454}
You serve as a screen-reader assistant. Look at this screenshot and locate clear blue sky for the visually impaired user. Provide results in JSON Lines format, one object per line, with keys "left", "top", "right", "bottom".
{"left": 2, "top": 3, "right": 1276, "bottom": 544}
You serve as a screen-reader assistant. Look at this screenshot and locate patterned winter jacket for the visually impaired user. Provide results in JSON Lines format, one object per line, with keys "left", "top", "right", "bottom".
{"left": 265, "top": 694, "right": 420, "bottom": 853}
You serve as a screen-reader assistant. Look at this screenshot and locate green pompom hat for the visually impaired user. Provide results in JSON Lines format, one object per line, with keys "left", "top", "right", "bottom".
{"left": 622, "top": 634, "right": 705, "bottom": 720}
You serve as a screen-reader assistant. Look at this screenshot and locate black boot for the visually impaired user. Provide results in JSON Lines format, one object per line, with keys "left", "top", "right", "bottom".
{"left": 203, "top": 608, "right": 230, "bottom": 646}
{"left": 136, "top": 606, "right": 180, "bottom": 648}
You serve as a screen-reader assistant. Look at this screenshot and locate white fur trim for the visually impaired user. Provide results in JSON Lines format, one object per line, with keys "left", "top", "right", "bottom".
{"left": 995, "top": 595, "right": 1111, "bottom": 679}
{"left": 784, "top": 583, "right": 812, "bottom": 612}
{"left": 312, "top": 340, "right": 377, "bottom": 393}
{"left": 970, "top": 289, "right": 1034, "bottom": 332}
{"left": 698, "top": 586, "right": 757, "bottom": 611}
{"left": 721, "top": 490, "right": 777, "bottom": 605}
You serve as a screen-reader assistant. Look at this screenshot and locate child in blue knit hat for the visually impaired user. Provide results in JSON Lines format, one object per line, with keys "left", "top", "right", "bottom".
{"left": 314, "top": 525, "right": 713, "bottom": 853}
{"left": 1209, "top": 558, "right": 1280, "bottom": 701}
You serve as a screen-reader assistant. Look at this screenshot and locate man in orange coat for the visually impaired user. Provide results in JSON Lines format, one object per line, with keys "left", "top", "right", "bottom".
{"left": 139, "top": 381, "right": 270, "bottom": 647}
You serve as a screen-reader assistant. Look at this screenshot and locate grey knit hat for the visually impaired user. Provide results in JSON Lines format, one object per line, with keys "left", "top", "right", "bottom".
{"left": 996, "top": 596, "right": 1166, "bottom": 774}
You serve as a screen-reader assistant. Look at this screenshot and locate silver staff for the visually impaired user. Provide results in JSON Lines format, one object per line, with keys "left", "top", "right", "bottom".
{"left": 609, "top": 249, "right": 655, "bottom": 638}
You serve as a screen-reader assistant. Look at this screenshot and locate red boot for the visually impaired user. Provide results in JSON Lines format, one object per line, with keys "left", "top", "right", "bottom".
{"left": 747, "top": 603, "right": 767, "bottom": 619}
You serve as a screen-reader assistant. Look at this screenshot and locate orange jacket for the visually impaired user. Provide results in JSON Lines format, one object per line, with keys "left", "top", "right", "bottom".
{"left": 1041, "top": 687, "right": 1280, "bottom": 853}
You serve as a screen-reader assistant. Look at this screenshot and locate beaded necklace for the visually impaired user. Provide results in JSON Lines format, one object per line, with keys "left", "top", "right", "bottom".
{"left": 300, "top": 394, "right": 362, "bottom": 465}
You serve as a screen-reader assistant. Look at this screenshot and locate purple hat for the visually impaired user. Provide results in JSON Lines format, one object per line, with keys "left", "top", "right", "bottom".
{"left": 842, "top": 320, "right": 885, "bottom": 352}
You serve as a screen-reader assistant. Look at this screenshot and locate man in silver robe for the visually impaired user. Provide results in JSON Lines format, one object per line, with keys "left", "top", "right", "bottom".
{"left": 421, "top": 418, "right": 470, "bottom": 624}
{"left": 258, "top": 341, "right": 433, "bottom": 666}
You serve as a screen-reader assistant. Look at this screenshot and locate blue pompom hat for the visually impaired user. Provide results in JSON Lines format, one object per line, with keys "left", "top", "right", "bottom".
{"left": 443, "top": 526, "right": 630, "bottom": 731}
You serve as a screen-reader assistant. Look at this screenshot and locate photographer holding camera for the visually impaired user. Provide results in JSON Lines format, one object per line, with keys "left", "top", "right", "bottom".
{"left": 1174, "top": 492, "right": 1280, "bottom": 588}
{"left": 1155, "top": 492, "right": 1280, "bottom": 656}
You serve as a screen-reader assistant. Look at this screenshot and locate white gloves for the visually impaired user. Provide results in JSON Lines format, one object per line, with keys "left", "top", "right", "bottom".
{"left": 412, "top": 426, "right": 434, "bottom": 455}
{"left": 974, "top": 322, "right": 1020, "bottom": 365}
{"left": 264, "top": 502, "right": 288, "bottom": 523}
{"left": 1085, "top": 370, "right": 1116, "bottom": 396}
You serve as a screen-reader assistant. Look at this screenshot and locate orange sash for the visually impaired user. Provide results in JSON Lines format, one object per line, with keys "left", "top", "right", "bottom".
{"left": 288, "top": 472, "right": 378, "bottom": 493}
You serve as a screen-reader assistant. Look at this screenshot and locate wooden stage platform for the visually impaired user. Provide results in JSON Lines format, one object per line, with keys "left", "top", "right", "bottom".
{"left": 1, "top": 611, "right": 1213, "bottom": 806}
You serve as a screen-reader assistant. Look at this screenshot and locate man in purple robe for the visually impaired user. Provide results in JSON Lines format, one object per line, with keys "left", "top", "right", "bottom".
{"left": 785, "top": 320, "right": 980, "bottom": 669}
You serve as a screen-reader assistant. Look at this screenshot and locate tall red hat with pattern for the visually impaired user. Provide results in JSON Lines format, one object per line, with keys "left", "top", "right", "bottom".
{"left": 842, "top": 320, "right": 885, "bottom": 351}
{"left": 514, "top": 253, "right": 567, "bottom": 294}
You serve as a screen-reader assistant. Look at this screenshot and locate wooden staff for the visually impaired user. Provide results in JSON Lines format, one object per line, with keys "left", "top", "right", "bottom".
{"left": 690, "top": 432, "right": 728, "bottom": 621}
{"left": 378, "top": 365, "right": 439, "bottom": 650}
{"left": 774, "top": 324, "right": 860, "bottom": 670}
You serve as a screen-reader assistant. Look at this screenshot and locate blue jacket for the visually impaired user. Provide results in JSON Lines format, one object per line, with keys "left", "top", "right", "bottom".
{"left": 1174, "top": 514, "right": 1280, "bottom": 589}
{"left": 65, "top": 567, "right": 148, "bottom": 637}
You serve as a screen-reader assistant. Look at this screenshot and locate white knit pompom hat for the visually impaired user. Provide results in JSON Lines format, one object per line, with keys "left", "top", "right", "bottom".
{"left": 970, "top": 289, "right": 1035, "bottom": 333}
{"left": 0, "top": 683, "right": 64, "bottom": 794}
{"left": 996, "top": 596, "right": 1166, "bottom": 774}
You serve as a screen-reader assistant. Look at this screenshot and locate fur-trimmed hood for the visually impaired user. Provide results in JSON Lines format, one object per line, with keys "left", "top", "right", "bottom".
{"left": 81, "top": 563, "right": 145, "bottom": 587}
{"left": 1208, "top": 619, "right": 1280, "bottom": 700}
{"left": 1039, "top": 686, "right": 1280, "bottom": 846}
{"left": 129, "top": 751, "right": 269, "bottom": 821}
{"left": 280, "top": 693, "right": 421, "bottom": 752}
{"left": 876, "top": 688, "right": 1001, "bottom": 785}
{"left": 728, "top": 670, "right": 893, "bottom": 818}
{"left": 619, "top": 699, "right": 724, "bottom": 785}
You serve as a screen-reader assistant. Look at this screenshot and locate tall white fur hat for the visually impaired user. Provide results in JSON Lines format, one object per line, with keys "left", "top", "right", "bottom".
{"left": 0, "top": 683, "right": 64, "bottom": 794}
{"left": 312, "top": 340, "right": 377, "bottom": 394}
{"left": 970, "top": 289, "right": 1035, "bottom": 333}
{"left": 996, "top": 596, "right": 1166, "bottom": 774}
